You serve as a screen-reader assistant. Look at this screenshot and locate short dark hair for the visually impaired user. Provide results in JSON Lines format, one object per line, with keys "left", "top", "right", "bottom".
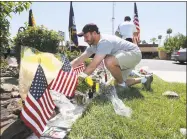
{"left": 124, "top": 16, "right": 131, "bottom": 21}
{"left": 77, "top": 23, "right": 100, "bottom": 37}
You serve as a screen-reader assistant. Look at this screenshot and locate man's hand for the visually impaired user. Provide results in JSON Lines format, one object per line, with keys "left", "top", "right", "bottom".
{"left": 78, "top": 72, "right": 93, "bottom": 87}
{"left": 79, "top": 72, "right": 88, "bottom": 78}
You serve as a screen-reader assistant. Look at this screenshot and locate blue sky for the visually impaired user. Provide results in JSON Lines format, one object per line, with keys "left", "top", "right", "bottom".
{"left": 10, "top": 2, "right": 186, "bottom": 45}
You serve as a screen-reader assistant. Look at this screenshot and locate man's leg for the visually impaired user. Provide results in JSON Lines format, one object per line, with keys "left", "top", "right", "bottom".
{"left": 125, "top": 75, "right": 153, "bottom": 91}
{"left": 104, "top": 55, "right": 124, "bottom": 84}
{"left": 126, "top": 78, "right": 141, "bottom": 86}
{"left": 104, "top": 54, "right": 153, "bottom": 91}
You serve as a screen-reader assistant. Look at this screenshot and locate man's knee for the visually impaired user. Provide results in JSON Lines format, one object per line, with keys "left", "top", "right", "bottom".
{"left": 104, "top": 55, "right": 118, "bottom": 68}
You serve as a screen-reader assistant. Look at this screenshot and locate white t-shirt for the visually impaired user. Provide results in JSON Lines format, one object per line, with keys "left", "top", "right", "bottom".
{"left": 116, "top": 21, "right": 137, "bottom": 39}
{"left": 85, "top": 34, "right": 141, "bottom": 55}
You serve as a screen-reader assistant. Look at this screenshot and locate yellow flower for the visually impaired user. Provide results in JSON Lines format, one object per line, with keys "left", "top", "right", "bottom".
{"left": 96, "top": 83, "right": 99, "bottom": 93}
{"left": 85, "top": 77, "right": 93, "bottom": 87}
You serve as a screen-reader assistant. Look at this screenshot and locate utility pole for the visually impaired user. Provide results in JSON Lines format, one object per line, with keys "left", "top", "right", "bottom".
{"left": 112, "top": 2, "right": 115, "bottom": 35}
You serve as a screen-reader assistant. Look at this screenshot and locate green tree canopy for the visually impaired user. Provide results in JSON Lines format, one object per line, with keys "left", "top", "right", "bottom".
{"left": 0, "top": 2, "right": 31, "bottom": 52}
{"left": 164, "top": 33, "right": 186, "bottom": 53}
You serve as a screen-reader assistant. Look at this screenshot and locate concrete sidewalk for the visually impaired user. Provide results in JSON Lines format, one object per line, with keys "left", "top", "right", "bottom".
{"left": 152, "top": 70, "right": 186, "bottom": 83}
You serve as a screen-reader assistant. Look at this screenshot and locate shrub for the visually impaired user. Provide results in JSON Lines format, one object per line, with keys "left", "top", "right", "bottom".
{"left": 158, "top": 47, "right": 166, "bottom": 51}
{"left": 163, "top": 33, "right": 186, "bottom": 53}
{"left": 13, "top": 25, "right": 63, "bottom": 64}
{"left": 65, "top": 50, "right": 81, "bottom": 61}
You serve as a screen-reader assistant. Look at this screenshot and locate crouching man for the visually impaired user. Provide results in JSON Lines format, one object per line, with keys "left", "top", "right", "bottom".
{"left": 71, "top": 23, "right": 153, "bottom": 91}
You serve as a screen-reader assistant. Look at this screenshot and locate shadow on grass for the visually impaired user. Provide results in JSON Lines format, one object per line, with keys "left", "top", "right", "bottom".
{"left": 81, "top": 86, "right": 147, "bottom": 118}
{"left": 91, "top": 86, "right": 145, "bottom": 106}
{"left": 117, "top": 86, "right": 145, "bottom": 100}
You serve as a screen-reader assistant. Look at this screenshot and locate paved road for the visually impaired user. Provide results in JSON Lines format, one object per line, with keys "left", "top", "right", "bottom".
{"left": 136, "top": 59, "right": 186, "bottom": 83}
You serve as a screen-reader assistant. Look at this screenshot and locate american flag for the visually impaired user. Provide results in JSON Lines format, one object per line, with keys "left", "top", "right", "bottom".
{"left": 20, "top": 64, "right": 55, "bottom": 138}
{"left": 49, "top": 55, "right": 78, "bottom": 97}
{"left": 73, "top": 63, "right": 85, "bottom": 75}
{"left": 133, "top": 2, "right": 140, "bottom": 44}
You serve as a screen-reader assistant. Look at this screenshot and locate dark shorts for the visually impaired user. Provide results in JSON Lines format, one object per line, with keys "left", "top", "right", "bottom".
{"left": 125, "top": 38, "right": 133, "bottom": 43}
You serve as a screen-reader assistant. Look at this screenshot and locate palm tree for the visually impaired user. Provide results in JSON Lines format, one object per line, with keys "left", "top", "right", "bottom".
{"left": 150, "top": 38, "right": 157, "bottom": 44}
{"left": 167, "top": 28, "right": 172, "bottom": 38}
{"left": 158, "top": 35, "right": 162, "bottom": 46}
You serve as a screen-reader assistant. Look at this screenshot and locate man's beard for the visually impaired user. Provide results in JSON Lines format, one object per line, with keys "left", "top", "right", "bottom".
{"left": 87, "top": 38, "right": 94, "bottom": 45}
{"left": 87, "top": 41, "right": 93, "bottom": 45}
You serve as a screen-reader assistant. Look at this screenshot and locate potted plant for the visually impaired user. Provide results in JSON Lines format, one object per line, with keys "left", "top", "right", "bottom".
{"left": 158, "top": 47, "right": 168, "bottom": 60}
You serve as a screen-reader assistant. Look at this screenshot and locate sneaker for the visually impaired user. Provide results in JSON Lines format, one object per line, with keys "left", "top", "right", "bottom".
{"left": 143, "top": 75, "right": 153, "bottom": 91}
{"left": 115, "top": 84, "right": 129, "bottom": 93}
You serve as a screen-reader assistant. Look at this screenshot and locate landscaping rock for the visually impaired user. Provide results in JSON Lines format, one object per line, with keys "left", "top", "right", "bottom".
{"left": 180, "top": 128, "right": 186, "bottom": 136}
{"left": 0, "top": 64, "right": 19, "bottom": 77}
{"left": 0, "top": 84, "right": 14, "bottom": 92}
{"left": 1, "top": 114, "right": 18, "bottom": 122}
{"left": 11, "top": 91, "right": 20, "bottom": 98}
{"left": 0, "top": 62, "right": 33, "bottom": 139}
{"left": 7, "top": 98, "right": 23, "bottom": 115}
{"left": 1, "top": 99, "right": 14, "bottom": 108}
{"left": 12, "top": 85, "right": 19, "bottom": 91}
{"left": 162, "top": 91, "right": 179, "bottom": 98}
{"left": 1, "top": 107, "right": 11, "bottom": 120}
{"left": 0, "top": 77, "right": 19, "bottom": 92}
{"left": 0, "top": 93, "right": 11, "bottom": 100}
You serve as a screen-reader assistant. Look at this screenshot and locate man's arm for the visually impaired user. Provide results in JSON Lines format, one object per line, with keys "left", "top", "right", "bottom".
{"left": 83, "top": 54, "right": 106, "bottom": 76}
{"left": 71, "top": 51, "right": 92, "bottom": 68}
{"left": 133, "top": 24, "right": 138, "bottom": 37}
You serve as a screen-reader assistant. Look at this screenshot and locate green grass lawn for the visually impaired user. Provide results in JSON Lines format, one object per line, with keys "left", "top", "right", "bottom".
{"left": 68, "top": 75, "right": 186, "bottom": 139}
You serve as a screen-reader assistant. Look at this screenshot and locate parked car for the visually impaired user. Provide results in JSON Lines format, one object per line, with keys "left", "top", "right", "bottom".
{"left": 171, "top": 48, "right": 187, "bottom": 63}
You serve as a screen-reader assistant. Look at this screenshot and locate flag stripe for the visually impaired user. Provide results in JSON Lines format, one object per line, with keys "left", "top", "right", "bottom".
{"left": 44, "top": 89, "right": 54, "bottom": 112}
{"left": 46, "top": 89, "right": 55, "bottom": 109}
{"left": 55, "top": 70, "right": 65, "bottom": 91}
{"left": 63, "top": 70, "right": 77, "bottom": 96}
{"left": 68, "top": 78, "right": 78, "bottom": 97}
{"left": 61, "top": 70, "right": 73, "bottom": 95}
{"left": 57, "top": 71, "right": 67, "bottom": 92}
{"left": 24, "top": 101, "right": 45, "bottom": 130}
{"left": 26, "top": 96, "right": 47, "bottom": 125}
{"left": 21, "top": 110, "right": 42, "bottom": 137}
{"left": 39, "top": 99, "right": 50, "bottom": 119}
{"left": 27, "top": 93, "right": 48, "bottom": 123}
{"left": 41, "top": 93, "right": 53, "bottom": 116}
{"left": 50, "top": 70, "right": 62, "bottom": 90}
{"left": 73, "top": 63, "right": 85, "bottom": 74}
